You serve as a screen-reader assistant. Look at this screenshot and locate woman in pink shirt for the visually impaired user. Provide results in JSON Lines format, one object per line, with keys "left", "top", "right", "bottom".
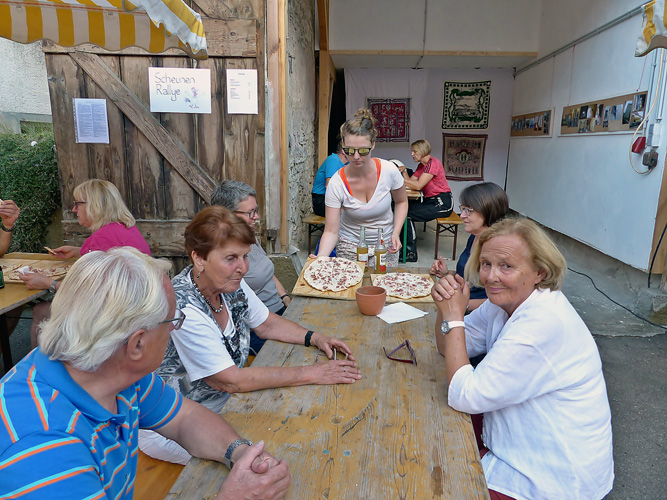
{"left": 21, "top": 179, "right": 150, "bottom": 345}
{"left": 398, "top": 139, "right": 453, "bottom": 262}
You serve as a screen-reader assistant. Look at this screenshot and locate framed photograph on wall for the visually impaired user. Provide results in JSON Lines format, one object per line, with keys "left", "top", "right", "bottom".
{"left": 443, "top": 133, "right": 487, "bottom": 181}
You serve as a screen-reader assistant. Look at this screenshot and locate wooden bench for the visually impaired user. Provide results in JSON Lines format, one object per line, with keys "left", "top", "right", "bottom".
{"left": 303, "top": 214, "right": 325, "bottom": 254}
{"left": 134, "top": 450, "right": 184, "bottom": 500}
{"left": 434, "top": 212, "right": 464, "bottom": 260}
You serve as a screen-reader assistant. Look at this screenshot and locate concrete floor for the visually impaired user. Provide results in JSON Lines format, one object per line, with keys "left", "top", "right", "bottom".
{"left": 4, "top": 220, "right": 666, "bottom": 498}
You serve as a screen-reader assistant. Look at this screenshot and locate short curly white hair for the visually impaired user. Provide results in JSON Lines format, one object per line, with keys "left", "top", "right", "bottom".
{"left": 39, "top": 247, "right": 172, "bottom": 372}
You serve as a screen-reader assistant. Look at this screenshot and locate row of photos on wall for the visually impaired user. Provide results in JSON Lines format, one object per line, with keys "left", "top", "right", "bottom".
{"left": 364, "top": 81, "right": 491, "bottom": 182}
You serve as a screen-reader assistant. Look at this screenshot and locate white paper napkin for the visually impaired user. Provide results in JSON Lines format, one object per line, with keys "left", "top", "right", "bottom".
{"left": 17, "top": 266, "right": 33, "bottom": 275}
{"left": 377, "top": 302, "right": 429, "bottom": 324}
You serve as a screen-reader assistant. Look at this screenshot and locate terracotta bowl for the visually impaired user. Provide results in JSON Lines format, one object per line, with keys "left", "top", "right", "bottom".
{"left": 355, "top": 286, "right": 387, "bottom": 316}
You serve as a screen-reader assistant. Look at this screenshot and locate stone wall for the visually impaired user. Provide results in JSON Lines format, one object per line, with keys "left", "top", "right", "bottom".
{"left": 286, "top": 0, "right": 317, "bottom": 251}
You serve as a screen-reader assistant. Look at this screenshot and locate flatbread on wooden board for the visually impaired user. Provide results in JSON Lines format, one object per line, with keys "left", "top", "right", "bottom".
{"left": 373, "top": 272, "right": 433, "bottom": 299}
{"left": 303, "top": 256, "right": 363, "bottom": 292}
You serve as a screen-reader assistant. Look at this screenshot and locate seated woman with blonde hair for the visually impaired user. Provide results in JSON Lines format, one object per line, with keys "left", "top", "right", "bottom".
{"left": 21, "top": 179, "right": 150, "bottom": 346}
{"left": 432, "top": 218, "right": 613, "bottom": 500}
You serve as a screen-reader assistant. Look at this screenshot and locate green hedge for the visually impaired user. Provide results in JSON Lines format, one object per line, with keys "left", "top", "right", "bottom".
{"left": 0, "top": 128, "right": 60, "bottom": 252}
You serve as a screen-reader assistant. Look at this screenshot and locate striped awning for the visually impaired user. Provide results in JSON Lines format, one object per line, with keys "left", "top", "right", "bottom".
{"left": 636, "top": 0, "right": 667, "bottom": 57}
{"left": 0, "top": 0, "right": 207, "bottom": 59}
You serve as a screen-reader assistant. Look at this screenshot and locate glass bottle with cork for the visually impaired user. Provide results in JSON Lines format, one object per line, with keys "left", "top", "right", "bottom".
{"left": 374, "top": 228, "right": 387, "bottom": 274}
{"left": 356, "top": 226, "right": 369, "bottom": 268}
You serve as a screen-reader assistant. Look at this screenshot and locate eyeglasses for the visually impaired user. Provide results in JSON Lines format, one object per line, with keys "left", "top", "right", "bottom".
{"left": 234, "top": 208, "right": 259, "bottom": 218}
{"left": 73, "top": 200, "right": 86, "bottom": 208}
{"left": 159, "top": 309, "right": 186, "bottom": 331}
{"left": 383, "top": 340, "right": 417, "bottom": 365}
{"left": 460, "top": 206, "right": 475, "bottom": 216}
{"left": 342, "top": 146, "right": 372, "bottom": 156}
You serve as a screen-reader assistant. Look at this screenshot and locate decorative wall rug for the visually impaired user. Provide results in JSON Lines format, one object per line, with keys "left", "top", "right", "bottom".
{"left": 442, "top": 81, "right": 490, "bottom": 129}
{"left": 366, "top": 98, "right": 411, "bottom": 142}
{"left": 442, "top": 133, "right": 487, "bottom": 181}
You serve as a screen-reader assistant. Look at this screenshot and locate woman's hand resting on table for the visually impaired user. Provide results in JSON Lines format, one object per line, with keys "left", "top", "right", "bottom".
{"left": 308, "top": 332, "right": 362, "bottom": 384}
{"left": 431, "top": 274, "right": 469, "bottom": 320}
{"left": 19, "top": 271, "right": 54, "bottom": 290}
{"left": 429, "top": 257, "right": 450, "bottom": 278}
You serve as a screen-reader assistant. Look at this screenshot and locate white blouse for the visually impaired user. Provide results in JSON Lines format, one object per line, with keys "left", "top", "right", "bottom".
{"left": 449, "top": 288, "right": 614, "bottom": 500}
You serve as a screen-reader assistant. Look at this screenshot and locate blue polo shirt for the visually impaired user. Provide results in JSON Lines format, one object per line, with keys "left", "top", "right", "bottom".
{"left": 0, "top": 349, "right": 182, "bottom": 499}
{"left": 312, "top": 153, "right": 345, "bottom": 195}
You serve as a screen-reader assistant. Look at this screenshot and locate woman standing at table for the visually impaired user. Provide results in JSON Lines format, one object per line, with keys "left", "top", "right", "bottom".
{"left": 398, "top": 139, "right": 453, "bottom": 262}
{"left": 315, "top": 108, "right": 408, "bottom": 269}
{"left": 140, "top": 206, "right": 361, "bottom": 464}
{"left": 432, "top": 218, "right": 614, "bottom": 500}
{"left": 21, "top": 179, "right": 150, "bottom": 346}
{"left": 430, "top": 182, "right": 509, "bottom": 312}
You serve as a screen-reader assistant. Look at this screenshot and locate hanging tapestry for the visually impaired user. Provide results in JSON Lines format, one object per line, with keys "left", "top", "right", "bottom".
{"left": 366, "top": 98, "right": 411, "bottom": 142}
{"left": 442, "top": 81, "right": 490, "bottom": 129}
{"left": 442, "top": 133, "right": 487, "bottom": 181}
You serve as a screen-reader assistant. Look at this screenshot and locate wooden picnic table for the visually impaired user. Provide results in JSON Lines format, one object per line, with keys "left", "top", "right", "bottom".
{"left": 0, "top": 252, "right": 74, "bottom": 372}
{"left": 167, "top": 273, "right": 489, "bottom": 499}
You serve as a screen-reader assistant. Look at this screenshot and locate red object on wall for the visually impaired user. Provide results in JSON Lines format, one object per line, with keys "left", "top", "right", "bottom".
{"left": 632, "top": 136, "right": 646, "bottom": 153}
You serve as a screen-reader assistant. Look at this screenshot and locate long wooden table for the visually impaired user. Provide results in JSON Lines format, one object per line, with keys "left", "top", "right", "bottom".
{"left": 0, "top": 252, "right": 72, "bottom": 372}
{"left": 167, "top": 284, "right": 489, "bottom": 499}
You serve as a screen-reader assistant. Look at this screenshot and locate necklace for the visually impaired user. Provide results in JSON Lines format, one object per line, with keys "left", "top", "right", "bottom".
{"left": 191, "top": 270, "right": 225, "bottom": 313}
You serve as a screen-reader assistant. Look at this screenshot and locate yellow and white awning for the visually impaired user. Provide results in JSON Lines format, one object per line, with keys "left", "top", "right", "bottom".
{"left": 636, "top": 0, "right": 667, "bottom": 57}
{"left": 0, "top": 0, "right": 207, "bottom": 59}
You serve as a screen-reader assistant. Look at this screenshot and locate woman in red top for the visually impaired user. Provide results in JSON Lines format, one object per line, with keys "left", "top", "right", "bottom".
{"left": 398, "top": 139, "right": 453, "bottom": 262}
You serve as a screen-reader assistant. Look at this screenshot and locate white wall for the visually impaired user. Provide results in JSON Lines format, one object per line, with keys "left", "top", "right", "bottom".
{"left": 331, "top": 0, "right": 539, "bottom": 53}
{"left": 509, "top": 1, "right": 657, "bottom": 270}
{"left": 345, "top": 67, "right": 514, "bottom": 209}
{"left": 0, "top": 39, "right": 51, "bottom": 116}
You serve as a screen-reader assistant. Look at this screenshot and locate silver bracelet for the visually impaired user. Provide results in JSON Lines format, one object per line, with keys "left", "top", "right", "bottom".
{"left": 224, "top": 438, "right": 253, "bottom": 469}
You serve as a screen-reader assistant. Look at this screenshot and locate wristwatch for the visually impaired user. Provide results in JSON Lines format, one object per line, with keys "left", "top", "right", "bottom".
{"left": 224, "top": 438, "right": 253, "bottom": 469}
{"left": 440, "top": 320, "right": 465, "bottom": 335}
{"left": 48, "top": 280, "right": 58, "bottom": 293}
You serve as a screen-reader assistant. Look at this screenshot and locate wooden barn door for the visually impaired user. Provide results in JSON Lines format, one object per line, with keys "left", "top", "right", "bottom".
{"left": 44, "top": 0, "right": 266, "bottom": 257}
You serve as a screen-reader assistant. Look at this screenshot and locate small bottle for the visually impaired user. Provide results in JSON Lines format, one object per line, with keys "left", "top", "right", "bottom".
{"left": 356, "top": 226, "right": 369, "bottom": 266}
{"left": 374, "top": 228, "right": 387, "bottom": 274}
{"left": 0, "top": 266, "right": 4, "bottom": 289}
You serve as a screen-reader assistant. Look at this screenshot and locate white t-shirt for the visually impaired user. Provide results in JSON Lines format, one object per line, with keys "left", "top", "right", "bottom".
{"left": 449, "top": 288, "right": 614, "bottom": 500}
{"left": 325, "top": 158, "right": 404, "bottom": 245}
{"left": 170, "top": 279, "right": 269, "bottom": 411}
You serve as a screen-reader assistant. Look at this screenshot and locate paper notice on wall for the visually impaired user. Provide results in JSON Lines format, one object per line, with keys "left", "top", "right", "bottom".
{"left": 226, "top": 69, "right": 258, "bottom": 114}
{"left": 148, "top": 67, "right": 211, "bottom": 114}
{"left": 73, "top": 98, "right": 110, "bottom": 144}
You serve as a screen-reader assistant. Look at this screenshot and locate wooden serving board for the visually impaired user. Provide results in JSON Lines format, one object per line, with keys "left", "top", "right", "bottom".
{"left": 371, "top": 273, "right": 434, "bottom": 303}
{"left": 292, "top": 257, "right": 366, "bottom": 300}
{"left": 0, "top": 257, "right": 74, "bottom": 284}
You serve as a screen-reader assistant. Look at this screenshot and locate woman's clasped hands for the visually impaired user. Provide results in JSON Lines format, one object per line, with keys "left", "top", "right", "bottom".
{"left": 431, "top": 273, "right": 470, "bottom": 318}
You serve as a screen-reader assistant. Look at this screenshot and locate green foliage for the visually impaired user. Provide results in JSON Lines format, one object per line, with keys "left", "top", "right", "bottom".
{"left": 0, "top": 128, "right": 60, "bottom": 252}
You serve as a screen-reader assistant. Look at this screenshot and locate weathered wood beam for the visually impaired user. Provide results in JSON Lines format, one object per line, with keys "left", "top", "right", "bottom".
{"left": 317, "top": 0, "right": 329, "bottom": 51}
{"left": 318, "top": 50, "right": 336, "bottom": 165}
{"left": 43, "top": 19, "right": 257, "bottom": 58}
{"left": 69, "top": 51, "right": 217, "bottom": 201}
{"left": 278, "top": 0, "right": 288, "bottom": 253}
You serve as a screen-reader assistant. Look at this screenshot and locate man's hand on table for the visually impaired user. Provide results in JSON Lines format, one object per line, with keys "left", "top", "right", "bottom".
{"left": 217, "top": 441, "right": 290, "bottom": 500}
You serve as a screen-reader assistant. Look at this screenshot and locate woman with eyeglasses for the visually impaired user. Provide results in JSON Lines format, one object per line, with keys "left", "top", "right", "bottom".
{"left": 139, "top": 206, "right": 361, "bottom": 464}
{"left": 430, "top": 182, "right": 509, "bottom": 313}
{"left": 21, "top": 179, "right": 150, "bottom": 346}
{"left": 315, "top": 108, "right": 408, "bottom": 269}
{"left": 211, "top": 179, "right": 293, "bottom": 354}
{"left": 398, "top": 139, "right": 453, "bottom": 262}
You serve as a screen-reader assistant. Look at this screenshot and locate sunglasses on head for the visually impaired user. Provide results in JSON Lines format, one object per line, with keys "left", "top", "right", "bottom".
{"left": 342, "top": 146, "right": 372, "bottom": 156}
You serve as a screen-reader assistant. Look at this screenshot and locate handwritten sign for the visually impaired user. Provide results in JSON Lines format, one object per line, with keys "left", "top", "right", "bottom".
{"left": 148, "top": 67, "right": 211, "bottom": 114}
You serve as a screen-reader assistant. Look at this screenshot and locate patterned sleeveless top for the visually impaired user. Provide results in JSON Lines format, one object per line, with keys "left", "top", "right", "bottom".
{"left": 156, "top": 265, "right": 251, "bottom": 410}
